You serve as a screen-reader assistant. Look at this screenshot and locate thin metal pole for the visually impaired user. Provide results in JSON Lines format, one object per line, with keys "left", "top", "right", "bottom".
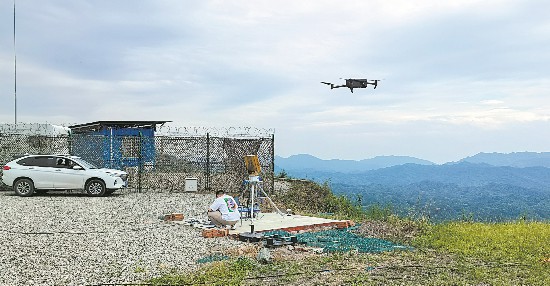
{"left": 249, "top": 179, "right": 255, "bottom": 228}
{"left": 271, "top": 133, "right": 275, "bottom": 193}
{"left": 13, "top": 0, "right": 17, "bottom": 124}
{"left": 138, "top": 131, "right": 143, "bottom": 193}
{"left": 206, "top": 133, "right": 210, "bottom": 191}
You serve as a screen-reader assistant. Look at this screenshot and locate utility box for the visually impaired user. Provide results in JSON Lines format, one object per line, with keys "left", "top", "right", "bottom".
{"left": 184, "top": 178, "right": 198, "bottom": 192}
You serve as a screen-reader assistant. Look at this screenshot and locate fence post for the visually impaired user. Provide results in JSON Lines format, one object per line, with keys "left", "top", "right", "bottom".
{"left": 138, "top": 131, "right": 143, "bottom": 193}
{"left": 68, "top": 133, "right": 72, "bottom": 155}
{"left": 271, "top": 133, "right": 275, "bottom": 194}
{"left": 206, "top": 132, "right": 210, "bottom": 191}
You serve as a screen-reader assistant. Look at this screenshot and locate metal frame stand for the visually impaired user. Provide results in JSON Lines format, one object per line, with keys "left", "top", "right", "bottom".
{"left": 243, "top": 175, "right": 284, "bottom": 231}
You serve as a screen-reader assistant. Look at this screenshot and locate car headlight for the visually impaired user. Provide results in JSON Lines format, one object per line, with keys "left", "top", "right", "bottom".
{"left": 111, "top": 173, "right": 128, "bottom": 180}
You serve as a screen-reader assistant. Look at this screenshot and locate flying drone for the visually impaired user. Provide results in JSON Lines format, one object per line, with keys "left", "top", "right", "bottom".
{"left": 321, "top": 78, "right": 380, "bottom": 93}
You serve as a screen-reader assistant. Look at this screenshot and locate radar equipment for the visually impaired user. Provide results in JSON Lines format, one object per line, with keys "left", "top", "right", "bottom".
{"left": 242, "top": 155, "right": 285, "bottom": 233}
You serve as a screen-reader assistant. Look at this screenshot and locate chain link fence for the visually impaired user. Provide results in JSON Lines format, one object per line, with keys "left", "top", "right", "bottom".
{"left": 0, "top": 126, "right": 274, "bottom": 194}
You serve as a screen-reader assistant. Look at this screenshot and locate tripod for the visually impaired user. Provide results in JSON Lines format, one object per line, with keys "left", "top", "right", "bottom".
{"left": 240, "top": 176, "right": 284, "bottom": 225}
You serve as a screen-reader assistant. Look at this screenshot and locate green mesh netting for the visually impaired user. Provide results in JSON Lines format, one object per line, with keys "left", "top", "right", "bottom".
{"left": 263, "top": 229, "right": 411, "bottom": 253}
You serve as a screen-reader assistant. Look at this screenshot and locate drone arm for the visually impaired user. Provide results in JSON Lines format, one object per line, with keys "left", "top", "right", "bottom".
{"left": 321, "top": 82, "right": 335, "bottom": 89}
{"left": 331, "top": 84, "right": 347, "bottom": 89}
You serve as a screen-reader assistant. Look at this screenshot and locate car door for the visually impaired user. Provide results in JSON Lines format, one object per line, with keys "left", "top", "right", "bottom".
{"left": 51, "top": 157, "right": 87, "bottom": 189}
{"left": 17, "top": 156, "right": 56, "bottom": 188}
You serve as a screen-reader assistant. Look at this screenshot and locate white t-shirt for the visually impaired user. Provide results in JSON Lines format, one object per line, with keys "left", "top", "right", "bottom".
{"left": 210, "top": 194, "right": 240, "bottom": 221}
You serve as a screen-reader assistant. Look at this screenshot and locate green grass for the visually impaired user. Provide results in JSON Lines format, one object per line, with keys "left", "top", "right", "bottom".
{"left": 148, "top": 256, "right": 256, "bottom": 286}
{"left": 415, "top": 221, "right": 550, "bottom": 264}
{"left": 413, "top": 220, "right": 550, "bottom": 285}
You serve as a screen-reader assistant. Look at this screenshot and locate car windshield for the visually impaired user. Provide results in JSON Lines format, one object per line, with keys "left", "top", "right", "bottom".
{"left": 71, "top": 157, "right": 98, "bottom": 169}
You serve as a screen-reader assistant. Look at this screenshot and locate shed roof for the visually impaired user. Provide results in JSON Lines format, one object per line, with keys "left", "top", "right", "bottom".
{"left": 69, "top": 121, "right": 170, "bottom": 133}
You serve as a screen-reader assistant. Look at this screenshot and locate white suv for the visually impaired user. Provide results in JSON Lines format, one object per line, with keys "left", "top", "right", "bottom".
{"left": 1, "top": 154, "right": 128, "bottom": 197}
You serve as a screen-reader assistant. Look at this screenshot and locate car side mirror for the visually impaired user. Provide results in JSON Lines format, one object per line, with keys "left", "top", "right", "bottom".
{"left": 72, "top": 166, "right": 83, "bottom": 170}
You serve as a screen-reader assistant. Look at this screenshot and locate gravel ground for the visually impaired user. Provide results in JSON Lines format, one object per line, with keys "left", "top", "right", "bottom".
{"left": 0, "top": 190, "right": 244, "bottom": 285}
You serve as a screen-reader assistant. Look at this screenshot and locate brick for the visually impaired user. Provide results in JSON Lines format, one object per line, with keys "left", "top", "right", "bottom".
{"left": 172, "top": 213, "right": 184, "bottom": 221}
{"left": 217, "top": 228, "right": 229, "bottom": 236}
{"left": 202, "top": 228, "right": 229, "bottom": 238}
{"left": 202, "top": 229, "right": 214, "bottom": 238}
{"left": 335, "top": 221, "right": 349, "bottom": 229}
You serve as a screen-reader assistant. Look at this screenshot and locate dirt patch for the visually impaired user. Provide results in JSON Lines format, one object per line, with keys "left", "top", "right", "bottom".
{"left": 226, "top": 243, "right": 320, "bottom": 262}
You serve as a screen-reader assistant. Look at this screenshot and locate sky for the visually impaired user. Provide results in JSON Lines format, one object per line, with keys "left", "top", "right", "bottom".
{"left": 1, "top": 0, "right": 549, "bottom": 164}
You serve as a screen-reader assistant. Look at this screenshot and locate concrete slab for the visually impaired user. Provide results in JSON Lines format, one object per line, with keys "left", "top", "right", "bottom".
{"left": 233, "top": 213, "right": 347, "bottom": 234}
{"left": 174, "top": 213, "right": 354, "bottom": 237}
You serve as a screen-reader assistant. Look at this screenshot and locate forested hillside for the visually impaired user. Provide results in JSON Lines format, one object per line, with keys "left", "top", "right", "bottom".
{"left": 333, "top": 182, "right": 550, "bottom": 221}
{"left": 277, "top": 154, "right": 550, "bottom": 221}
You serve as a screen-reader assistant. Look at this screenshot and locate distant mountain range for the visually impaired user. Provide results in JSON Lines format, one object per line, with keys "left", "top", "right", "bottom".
{"left": 276, "top": 152, "right": 550, "bottom": 173}
{"left": 281, "top": 162, "right": 550, "bottom": 189}
{"left": 459, "top": 152, "right": 550, "bottom": 168}
{"left": 275, "top": 154, "right": 434, "bottom": 173}
{"left": 275, "top": 152, "right": 550, "bottom": 221}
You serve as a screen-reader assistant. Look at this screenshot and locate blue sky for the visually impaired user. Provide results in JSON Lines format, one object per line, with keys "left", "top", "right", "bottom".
{"left": 1, "top": 0, "right": 549, "bottom": 163}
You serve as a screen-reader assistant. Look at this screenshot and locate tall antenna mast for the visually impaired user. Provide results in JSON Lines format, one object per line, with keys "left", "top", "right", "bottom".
{"left": 13, "top": 0, "right": 17, "bottom": 124}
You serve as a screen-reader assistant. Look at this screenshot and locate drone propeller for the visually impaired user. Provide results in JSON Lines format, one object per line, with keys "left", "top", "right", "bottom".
{"left": 321, "top": 82, "right": 337, "bottom": 89}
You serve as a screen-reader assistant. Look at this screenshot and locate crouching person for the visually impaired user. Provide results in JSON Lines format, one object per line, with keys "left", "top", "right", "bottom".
{"left": 208, "top": 190, "right": 240, "bottom": 229}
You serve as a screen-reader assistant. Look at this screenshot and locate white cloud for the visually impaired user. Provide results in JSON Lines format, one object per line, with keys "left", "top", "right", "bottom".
{"left": 1, "top": 0, "right": 550, "bottom": 162}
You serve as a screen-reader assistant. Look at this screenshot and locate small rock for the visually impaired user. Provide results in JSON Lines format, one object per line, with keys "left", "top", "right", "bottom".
{"left": 257, "top": 248, "right": 272, "bottom": 264}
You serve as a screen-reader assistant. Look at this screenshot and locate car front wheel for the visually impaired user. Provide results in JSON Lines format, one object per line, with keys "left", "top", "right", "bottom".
{"left": 85, "top": 179, "right": 106, "bottom": 197}
{"left": 14, "top": 179, "right": 35, "bottom": 197}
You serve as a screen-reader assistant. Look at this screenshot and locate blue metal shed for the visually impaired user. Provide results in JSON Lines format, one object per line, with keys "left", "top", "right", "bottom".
{"left": 68, "top": 121, "right": 170, "bottom": 169}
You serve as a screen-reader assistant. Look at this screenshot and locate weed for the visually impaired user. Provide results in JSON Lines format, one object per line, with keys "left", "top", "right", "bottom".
{"left": 133, "top": 266, "right": 146, "bottom": 273}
